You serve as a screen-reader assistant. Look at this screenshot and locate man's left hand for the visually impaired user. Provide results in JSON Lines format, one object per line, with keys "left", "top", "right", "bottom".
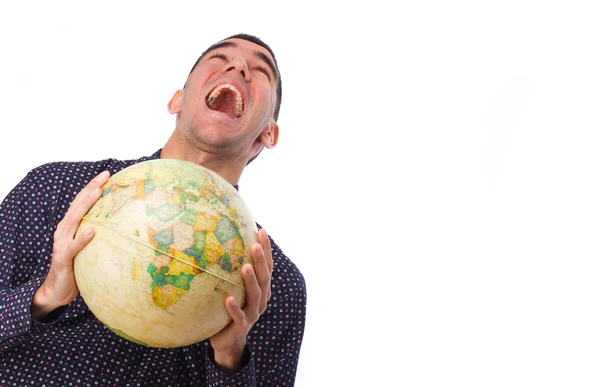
{"left": 209, "top": 228, "right": 273, "bottom": 373}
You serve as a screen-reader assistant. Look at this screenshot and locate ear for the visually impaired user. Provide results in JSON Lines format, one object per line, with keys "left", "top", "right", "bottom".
{"left": 167, "top": 90, "right": 184, "bottom": 114}
{"left": 259, "top": 120, "right": 279, "bottom": 149}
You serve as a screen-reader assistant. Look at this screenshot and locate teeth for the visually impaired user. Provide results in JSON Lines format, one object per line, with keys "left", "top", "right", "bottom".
{"left": 207, "top": 83, "right": 244, "bottom": 117}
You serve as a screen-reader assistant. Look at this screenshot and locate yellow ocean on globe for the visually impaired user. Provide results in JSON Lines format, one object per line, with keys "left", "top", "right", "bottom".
{"left": 73, "top": 159, "right": 257, "bottom": 348}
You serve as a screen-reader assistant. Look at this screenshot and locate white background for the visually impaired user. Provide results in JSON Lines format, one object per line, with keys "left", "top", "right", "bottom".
{"left": 1, "top": 1, "right": 600, "bottom": 386}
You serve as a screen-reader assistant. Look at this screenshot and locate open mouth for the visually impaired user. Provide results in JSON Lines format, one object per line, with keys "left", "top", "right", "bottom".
{"left": 206, "top": 83, "right": 244, "bottom": 119}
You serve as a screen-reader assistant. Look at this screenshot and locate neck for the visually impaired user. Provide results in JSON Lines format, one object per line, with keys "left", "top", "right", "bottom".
{"left": 160, "top": 131, "right": 247, "bottom": 186}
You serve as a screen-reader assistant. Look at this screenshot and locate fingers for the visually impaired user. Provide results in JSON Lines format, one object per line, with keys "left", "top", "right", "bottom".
{"left": 258, "top": 228, "right": 273, "bottom": 273}
{"left": 210, "top": 296, "right": 249, "bottom": 359}
{"left": 208, "top": 230, "right": 274, "bottom": 356}
{"left": 52, "top": 171, "right": 110, "bottom": 269}
{"left": 244, "top": 228, "right": 273, "bottom": 317}
{"left": 44, "top": 172, "right": 110, "bottom": 305}
{"left": 251, "top": 246, "right": 270, "bottom": 315}
{"left": 63, "top": 227, "right": 96, "bottom": 258}
{"left": 225, "top": 296, "right": 245, "bottom": 326}
{"left": 242, "top": 263, "right": 262, "bottom": 322}
{"left": 60, "top": 171, "right": 110, "bottom": 236}
{"left": 257, "top": 228, "right": 273, "bottom": 306}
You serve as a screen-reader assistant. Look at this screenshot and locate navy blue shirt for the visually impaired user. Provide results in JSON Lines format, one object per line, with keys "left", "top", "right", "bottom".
{"left": 0, "top": 150, "right": 306, "bottom": 386}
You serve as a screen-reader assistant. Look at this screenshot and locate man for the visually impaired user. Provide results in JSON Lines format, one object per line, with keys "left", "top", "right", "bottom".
{"left": 0, "top": 34, "right": 306, "bottom": 386}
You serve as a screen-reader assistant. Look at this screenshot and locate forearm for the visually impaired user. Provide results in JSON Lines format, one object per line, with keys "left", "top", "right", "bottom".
{"left": 31, "top": 287, "right": 57, "bottom": 321}
{"left": 30, "top": 270, "right": 75, "bottom": 321}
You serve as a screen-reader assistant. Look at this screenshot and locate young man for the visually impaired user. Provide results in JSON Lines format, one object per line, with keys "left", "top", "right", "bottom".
{"left": 0, "top": 34, "right": 306, "bottom": 386}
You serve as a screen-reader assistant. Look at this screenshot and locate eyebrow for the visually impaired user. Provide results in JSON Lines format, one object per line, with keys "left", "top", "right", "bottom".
{"left": 255, "top": 51, "right": 278, "bottom": 82}
{"left": 203, "top": 41, "right": 279, "bottom": 81}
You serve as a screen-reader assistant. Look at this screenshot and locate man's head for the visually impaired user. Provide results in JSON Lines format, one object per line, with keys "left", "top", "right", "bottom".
{"left": 188, "top": 34, "right": 282, "bottom": 122}
{"left": 167, "top": 34, "right": 281, "bottom": 167}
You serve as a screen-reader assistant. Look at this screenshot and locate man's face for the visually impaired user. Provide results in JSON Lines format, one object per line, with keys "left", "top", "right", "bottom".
{"left": 171, "top": 38, "right": 279, "bottom": 158}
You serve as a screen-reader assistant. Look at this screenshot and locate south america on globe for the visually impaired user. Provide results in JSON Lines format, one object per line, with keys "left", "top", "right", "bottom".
{"left": 73, "top": 159, "right": 257, "bottom": 348}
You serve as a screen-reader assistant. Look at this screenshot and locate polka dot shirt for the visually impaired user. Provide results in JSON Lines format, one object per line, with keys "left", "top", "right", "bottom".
{"left": 0, "top": 150, "right": 306, "bottom": 386}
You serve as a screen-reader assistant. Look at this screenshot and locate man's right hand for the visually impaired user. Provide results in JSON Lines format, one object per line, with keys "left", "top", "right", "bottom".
{"left": 31, "top": 170, "right": 110, "bottom": 321}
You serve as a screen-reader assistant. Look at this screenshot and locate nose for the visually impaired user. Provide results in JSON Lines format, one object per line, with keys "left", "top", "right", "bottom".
{"left": 223, "top": 56, "right": 251, "bottom": 82}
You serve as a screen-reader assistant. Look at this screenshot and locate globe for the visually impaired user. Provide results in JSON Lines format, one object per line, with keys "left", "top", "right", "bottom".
{"left": 73, "top": 159, "right": 257, "bottom": 348}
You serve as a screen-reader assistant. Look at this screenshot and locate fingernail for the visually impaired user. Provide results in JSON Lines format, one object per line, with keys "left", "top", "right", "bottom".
{"left": 83, "top": 227, "right": 94, "bottom": 237}
{"left": 94, "top": 171, "right": 109, "bottom": 181}
{"left": 89, "top": 188, "right": 101, "bottom": 198}
{"left": 230, "top": 297, "right": 237, "bottom": 307}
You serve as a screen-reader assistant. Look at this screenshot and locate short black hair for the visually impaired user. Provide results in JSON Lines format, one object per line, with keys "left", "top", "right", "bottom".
{"left": 187, "top": 33, "right": 282, "bottom": 122}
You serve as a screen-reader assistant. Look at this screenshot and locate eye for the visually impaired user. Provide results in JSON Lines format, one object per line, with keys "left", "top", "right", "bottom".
{"left": 208, "top": 52, "right": 227, "bottom": 61}
{"left": 254, "top": 66, "right": 272, "bottom": 82}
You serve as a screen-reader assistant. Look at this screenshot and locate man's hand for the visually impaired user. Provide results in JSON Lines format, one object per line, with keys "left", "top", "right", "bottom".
{"left": 31, "top": 171, "right": 110, "bottom": 320}
{"left": 209, "top": 228, "right": 273, "bottom": 373}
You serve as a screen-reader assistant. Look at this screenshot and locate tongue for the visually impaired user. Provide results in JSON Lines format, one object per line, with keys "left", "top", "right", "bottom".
{"left": 208, "top": 90, "right": 237, "bottom": 119}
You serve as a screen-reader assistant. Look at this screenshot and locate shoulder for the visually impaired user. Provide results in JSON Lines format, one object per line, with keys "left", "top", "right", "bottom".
{"left": 25, "top": 150, "right": 162, "bottom": 191}
{"left": 22, "top": 160, "right": 115, "bottom": 200}
{"left": 14, "top": 151, "right": 161, "bottom": 211}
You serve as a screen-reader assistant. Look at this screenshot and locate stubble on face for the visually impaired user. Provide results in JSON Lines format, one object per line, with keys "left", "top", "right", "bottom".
{"left": 177, "top": 39, "right": 278, "bottom": 158}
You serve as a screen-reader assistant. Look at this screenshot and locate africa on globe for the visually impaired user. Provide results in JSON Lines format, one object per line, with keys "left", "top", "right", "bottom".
{"left": 73, "top": 159, "right": 257, "bottom": 348}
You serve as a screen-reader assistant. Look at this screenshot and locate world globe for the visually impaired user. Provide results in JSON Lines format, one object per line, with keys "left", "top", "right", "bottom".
{"left": 73, "top": 159, "right": 257, "bottom": 348}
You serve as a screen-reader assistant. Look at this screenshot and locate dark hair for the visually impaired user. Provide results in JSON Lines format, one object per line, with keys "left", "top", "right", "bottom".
{"left": 187, "top": 33, "right": 282, "bottom": 122}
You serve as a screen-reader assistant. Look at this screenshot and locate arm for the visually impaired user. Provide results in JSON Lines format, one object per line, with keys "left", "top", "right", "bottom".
{"left": 203, "top": 231, "right": 307, "bottom": 386}
{"left": 0, "top": 171, "right": 52, "bottom": 352}
{"left": 0, "top": 170, "right": 110, "bottom": 352}
{"left": 30, "top": 171, "right": 110, "bottom": 320}
{"left": 251, "top": 243, "right": 306, "bottom": 386}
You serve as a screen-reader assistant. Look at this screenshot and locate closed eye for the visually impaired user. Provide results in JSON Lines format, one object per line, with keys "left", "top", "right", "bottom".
{"left": 208, "top": 52, "right": 227, "bottom": 61}
{"left": 254, "top": 66, "right": 272, "bottom": 82}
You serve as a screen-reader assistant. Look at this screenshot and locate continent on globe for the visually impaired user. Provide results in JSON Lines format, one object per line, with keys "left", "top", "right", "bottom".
{"left": 74, "top": 159, "right": 258, "bottom": 348}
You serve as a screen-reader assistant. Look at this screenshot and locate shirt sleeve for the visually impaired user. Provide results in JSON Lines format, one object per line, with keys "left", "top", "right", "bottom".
{"left": 253, "top": 277, "right": 307, "bottom": 386}
{"left": 0, "top": 171, "right": 56, "bottom": 353}
{"left": 204, "top": 345, "right": 257, "bottom": 386}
